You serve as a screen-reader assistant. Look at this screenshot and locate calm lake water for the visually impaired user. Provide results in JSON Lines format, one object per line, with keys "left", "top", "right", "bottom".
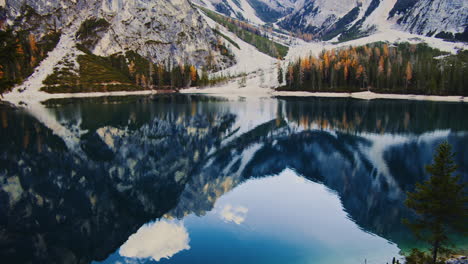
{"left": 1, "top": 95, "right": 467, "bottom": 264}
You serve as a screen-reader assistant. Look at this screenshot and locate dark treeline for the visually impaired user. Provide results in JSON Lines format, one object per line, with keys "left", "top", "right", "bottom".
{"left": 108, "top": 51, "right": 207, "bottom": 90}
{"left": 0, "top": 28, "right": 60, "bottom": 95}
{"left": 280, "top": 42, "right": 468, "bottom": 96}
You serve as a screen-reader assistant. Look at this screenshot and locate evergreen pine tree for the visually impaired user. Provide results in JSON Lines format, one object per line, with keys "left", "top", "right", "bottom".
{"left": 277, "top": 65, "right": 283, "bottom": 86}
{"left": 404, "top": 142, "right": 467, "bottom": 264}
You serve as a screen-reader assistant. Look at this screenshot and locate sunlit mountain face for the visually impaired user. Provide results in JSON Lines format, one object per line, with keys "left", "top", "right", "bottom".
{"left": 0, "top": 95, "right": 467, "bottom": 264}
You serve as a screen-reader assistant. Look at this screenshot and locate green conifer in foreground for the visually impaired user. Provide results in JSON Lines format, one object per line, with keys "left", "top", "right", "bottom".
{"left": 404, "top": 142, "right": 468, "bottom": 264}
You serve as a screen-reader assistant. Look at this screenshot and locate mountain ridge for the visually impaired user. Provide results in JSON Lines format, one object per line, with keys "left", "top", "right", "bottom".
{"left": 195, "top": 0, "right": 468, "bottom": 42}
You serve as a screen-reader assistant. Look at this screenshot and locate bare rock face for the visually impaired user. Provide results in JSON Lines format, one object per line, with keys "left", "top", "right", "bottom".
{"left": 2, "top": 0, "right": 232, "bottom": 68}
{"left": 389, "top": 0, "right": 468, "bottom": 38}
{"left": 94, "top": 0, "right": 221, "bottom": 66}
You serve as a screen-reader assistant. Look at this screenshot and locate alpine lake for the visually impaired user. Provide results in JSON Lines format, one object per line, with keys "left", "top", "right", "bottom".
{"left": 1, "top": 94, "right": 467, "bottom": 264}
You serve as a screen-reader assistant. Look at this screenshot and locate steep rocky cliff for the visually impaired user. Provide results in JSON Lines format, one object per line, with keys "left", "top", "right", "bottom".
{"left": 0, "top": 0, "right": 235, "bottom": 94}
{"left": 3, "top": 0, "right": 231, "bottom": 66}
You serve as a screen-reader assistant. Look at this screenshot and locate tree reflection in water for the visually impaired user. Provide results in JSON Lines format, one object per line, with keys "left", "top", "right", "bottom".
{"left": 0, "top": 96, "right": 467, "bottom": 264}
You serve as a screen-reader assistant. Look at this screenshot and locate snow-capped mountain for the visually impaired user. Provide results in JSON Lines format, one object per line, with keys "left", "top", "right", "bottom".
{"left": 3, "top": 0, "right": 231, "bottom": 67}
{"left": 279, "top": 0, "right": 468, "bottom": 41}
{"left": 389, "top": 0, "right": 468, "bottom": 39}
{"left": 280, "top": 0, "right": 362, "bottom": 38}
{"left": 192, "top": 0, "right": 467, "bottom": 42}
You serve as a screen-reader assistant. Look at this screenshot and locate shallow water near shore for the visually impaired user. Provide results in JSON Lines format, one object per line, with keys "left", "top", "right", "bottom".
{"left": 1, "top": 95, "right": 467, "bottom": 264}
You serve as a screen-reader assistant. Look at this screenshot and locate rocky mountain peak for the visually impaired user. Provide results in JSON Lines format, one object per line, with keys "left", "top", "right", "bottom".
{"left": 3, "top": 0, "right": 232, "bottom": 67}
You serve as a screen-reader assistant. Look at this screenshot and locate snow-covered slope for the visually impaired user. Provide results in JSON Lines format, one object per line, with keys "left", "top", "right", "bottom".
{"left": 192, "top": 0, "right": 297, "bottom": 24}
{"left": 182, "top": 9, "right": 279, "bottom": 96}
{"left": 194, "top": 0, "right": 467, "bottom": 42}
{"left": 283, "top": 0, "right": 359, "bottom": 32}
{"left": 389, "top": 0, "right": 468, "bottom": 39}
{"left": 280, "top": 0, "right": 371, "bottom": 39}
{"left": 279, "top": 0, "right": 468, "bottom": 42}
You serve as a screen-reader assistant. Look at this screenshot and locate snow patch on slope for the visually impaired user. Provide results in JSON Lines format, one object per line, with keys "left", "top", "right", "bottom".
{"left": 392, "top": 0, "right": 467, "bottom": 36}
{"left": 3, "top": 21, "right": 83, "bottom": 104}
{"left": 237, "top": 0, "right": 265, "bottom": 25}
{"left": 284, "top": 0, "right": 360, "bottom": 33}
{"left": 362, "top": 0, "right": 398, "bottom": 32}
{"left": 183, "top": 9, "right": 278, "bottom": 96}
{"left": 306, "top": 0, "right": 357, "bottom": 27}
{"left": 193, "top": 0, "right": 265, "bottom": 25}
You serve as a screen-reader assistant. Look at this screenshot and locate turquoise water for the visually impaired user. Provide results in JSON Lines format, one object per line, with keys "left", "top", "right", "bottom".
{"left": 0, "top": 95, "right": 467, "bottom": 264}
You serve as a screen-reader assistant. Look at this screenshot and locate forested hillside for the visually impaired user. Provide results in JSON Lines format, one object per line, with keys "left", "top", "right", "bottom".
{"left": 40, "top": 46, "right": 214, "bottom": 93}
{"left": 0, "top": 29, "right": 60, "bottom": 95}
{"left": 280, "top": 42, "right": 468, "bottom": 96}
{"left": 0, "top": 24, "right": 234, "bottom": 94}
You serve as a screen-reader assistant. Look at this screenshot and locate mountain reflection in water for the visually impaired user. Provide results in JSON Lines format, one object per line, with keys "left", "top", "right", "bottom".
{"left": 0, "top": 95, "right": 467, "bottom": 264}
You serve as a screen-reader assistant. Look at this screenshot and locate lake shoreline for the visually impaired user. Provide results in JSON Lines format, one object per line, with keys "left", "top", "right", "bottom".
{"left": 2, "top": 88, "right": 468, "bottom": 105}
{"left": 272, "top": 91, "right": 468, "bottom": 103}
{"left": 0, "top": 89, "right": 178, "bottom": 105}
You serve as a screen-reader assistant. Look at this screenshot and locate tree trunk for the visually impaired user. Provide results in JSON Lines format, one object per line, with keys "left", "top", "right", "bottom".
{"left": 432, "top": 240, "right": 439, "bottom": 264}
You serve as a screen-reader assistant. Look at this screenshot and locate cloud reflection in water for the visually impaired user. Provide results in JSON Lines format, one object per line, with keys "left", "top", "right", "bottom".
{"left": 219, "top": 204, "right": 249, "bottom": 224}
{"left": 119, "top": 220, "right": 190, "bottom": 261}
